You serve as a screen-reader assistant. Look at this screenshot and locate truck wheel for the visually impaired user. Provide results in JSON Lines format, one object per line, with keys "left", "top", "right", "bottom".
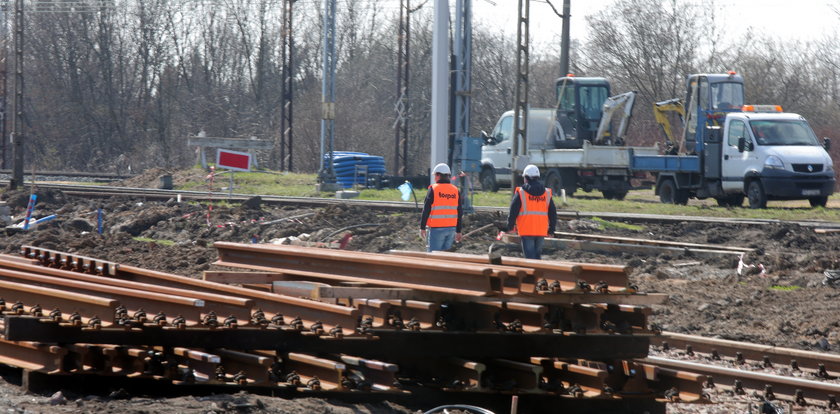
{"left": 479, "top": 168, "right": 499, "bottom": 192}
{"left": 747, "top": 180, "right": 767, "bottom": 209}
{"left": 544, "top": 171, "right": 564, "bottom": 196}
{"left": 715, "top": 194, "right": 744, "bottom": 207}
{"left": 603, "top": 190, "right": 628, "bottom": 200}
{"left": 809, "top": 196, "right": 829, "bottom": 208}
{"left": 659, "top": 179, "right": 687, "bottom": 204}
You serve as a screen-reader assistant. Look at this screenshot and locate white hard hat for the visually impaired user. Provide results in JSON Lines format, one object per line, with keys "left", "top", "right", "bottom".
{"left": 523, "top": 164, "right": 540, "bottom": 178}
{"left": 432, "top": 163, "right": 451, "bottom": 175}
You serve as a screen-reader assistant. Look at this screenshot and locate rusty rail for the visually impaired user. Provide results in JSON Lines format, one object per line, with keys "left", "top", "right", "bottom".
{"left": 653, "top": 331, "right": 840, "bottom": 377}
{"left": 643, "top": 355, "right": 840, "bottom": 408}
{"left": 213, "top": 242, "right": 525, "bottom": 296}
{"left": 388, "top": 250, "right": 629, "bottom": 289}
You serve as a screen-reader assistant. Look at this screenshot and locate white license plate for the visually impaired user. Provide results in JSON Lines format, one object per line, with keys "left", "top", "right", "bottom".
{"left": 802, "top": 189, "right": 821, "bottom": 196}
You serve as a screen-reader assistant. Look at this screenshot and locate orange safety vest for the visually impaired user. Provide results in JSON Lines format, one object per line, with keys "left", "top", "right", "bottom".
{"left": 515, "top": 187, "right": 552, "bottom": 236}
{"left": 427, "top": 183, "right": 459, "bottom": 228}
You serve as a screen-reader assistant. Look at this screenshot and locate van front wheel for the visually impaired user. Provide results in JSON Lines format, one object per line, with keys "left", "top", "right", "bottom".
{"left": 809, "top": 196, "right": 828, "bottom": 208}
{"left": 747, "top": 180, "right": 767, "bottom": 209}
{"left": 479, "top": 168, "right": 499, "bottom": 192}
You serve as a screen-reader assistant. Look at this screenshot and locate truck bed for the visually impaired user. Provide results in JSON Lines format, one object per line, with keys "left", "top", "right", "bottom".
{"left": 529, "top": 141, "right": 660, "bottom": 168}
{"left": 630, "top": 154, "right": 701, "bottom": 173}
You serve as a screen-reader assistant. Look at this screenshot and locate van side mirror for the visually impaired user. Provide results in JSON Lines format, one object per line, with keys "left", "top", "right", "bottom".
{"left": 824, "top": 137, "right": 831, "bottom": 151}
{"left": 737, "top": 137, "right": 753, "bottom": 152}
{"left": 480, "top": 130, "right": 494, "bottom": 145}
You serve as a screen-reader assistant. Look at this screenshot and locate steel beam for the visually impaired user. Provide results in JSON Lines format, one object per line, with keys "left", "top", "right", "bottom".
{"left": 0, "top": 279, "right": 117, "bottom": 321}
{"left": 0, "top": 267, "right": 206, "bottom": 322}
{"left": 389, "top": 250, "right": 628, "bottom": 289}
{"left": 214, "top": 242, "right": 524, "bottom": 295}
{"left": 0, "top": 255, "right": 253, "bottom": 320}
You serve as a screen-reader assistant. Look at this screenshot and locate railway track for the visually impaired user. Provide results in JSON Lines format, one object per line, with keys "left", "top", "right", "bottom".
{"left": 12, "top": 180, "right": 840, "bottom": 229}
{"left": 0, "top": 170, "right": 132, "bottom": 182}
{"left": 649, "top": 332, "right": 840, "bottom": 410}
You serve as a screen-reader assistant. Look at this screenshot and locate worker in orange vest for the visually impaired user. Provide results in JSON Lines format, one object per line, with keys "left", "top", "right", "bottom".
{"left": 420, "top": 163, "right": 463, "bottom": 252}
{"left": 506, "top": 164, "right": 557, "bottom": 259}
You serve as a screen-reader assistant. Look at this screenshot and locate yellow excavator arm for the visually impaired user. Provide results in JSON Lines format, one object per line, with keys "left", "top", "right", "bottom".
{"left": 653, "top": 98, "right": 685, "bottom": 154}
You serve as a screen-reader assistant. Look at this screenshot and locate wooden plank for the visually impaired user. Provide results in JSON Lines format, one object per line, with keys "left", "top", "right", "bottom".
{"left": 815, "top": 228, "right": 840, "bottom": 234}
{"left": 313, "top": 286, "right": 667, "bottom": 305}
{"left": 203, "top": 271, "right": 285, "bottom": 284}
{"left": 272, "top": 280, "right": 331, "bottom": 297}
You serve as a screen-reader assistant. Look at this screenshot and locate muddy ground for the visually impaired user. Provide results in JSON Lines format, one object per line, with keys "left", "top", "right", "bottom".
{"left": 0, "top": 174, "right": 839, "bottom": 413}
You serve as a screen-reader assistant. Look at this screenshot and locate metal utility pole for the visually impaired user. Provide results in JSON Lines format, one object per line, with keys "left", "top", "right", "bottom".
{"left": 511, "top": 0, "right": 529, "bottom": 190}
{"left": 453, "top": 0, "right": 473, "bottom": 212}
{"left": 279, "top": 0, "right": 295, "bottom": 171}
{"left": 393, "top": 0, "right": 411, "bottom": 176}
{"left": 559, "top": 0, "right": 570, "bottom": 76}
{"left": 318, "top": 0, "right": 338, "bottom": 189}
{"left": 10, "top": 0, "right": 23, "bottom": 189}
{"left": 0, "top": 3, "right": 7, "bottom": 169}
{"left": 453, "top": 0, "right": 471, "bottom": 158}
{"left": 430, "top": 0, "right": 448, "bottom": 180}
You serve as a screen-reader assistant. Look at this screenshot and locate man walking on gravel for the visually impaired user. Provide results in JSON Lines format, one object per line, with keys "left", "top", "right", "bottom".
{"left": 420, "top": 163, "right": 463, "bottom": 252}
{"left": 507, "top": 164, "right": 556, "bottom": 259}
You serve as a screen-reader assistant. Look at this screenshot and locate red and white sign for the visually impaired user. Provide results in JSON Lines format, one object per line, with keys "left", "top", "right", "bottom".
{"left": 216, "top": 149, "right": 252, "bottom": 172}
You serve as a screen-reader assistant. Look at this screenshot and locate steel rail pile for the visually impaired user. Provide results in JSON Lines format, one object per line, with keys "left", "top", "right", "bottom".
{"left": 0, "top": 244, "right": 697, "bottom": 412}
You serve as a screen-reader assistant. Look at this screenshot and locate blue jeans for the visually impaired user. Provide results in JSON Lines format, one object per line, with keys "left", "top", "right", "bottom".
{"left": 427, "top": 226, "right": 456, "bottom": 252}
{"left": 521, "top": 236, "right": 545, "bottom": 259}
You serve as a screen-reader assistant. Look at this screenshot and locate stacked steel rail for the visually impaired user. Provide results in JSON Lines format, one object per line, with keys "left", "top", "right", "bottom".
{"left": 0, "top": 244, "right": 703, "bottom": 412}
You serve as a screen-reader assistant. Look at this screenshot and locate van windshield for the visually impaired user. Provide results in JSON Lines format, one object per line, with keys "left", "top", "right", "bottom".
{"left": 749, "top": 120, "right": 820, "bottom": 146}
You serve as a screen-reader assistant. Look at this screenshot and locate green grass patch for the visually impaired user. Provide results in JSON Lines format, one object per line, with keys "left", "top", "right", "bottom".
{"left": 172, "top": 171, "right": 840, "bottom": 223}
{"left": 132, "top": 237, "right": 176, "bottom": 246}
{"left": 590, "top": 217, "right": 645, "bottom": 232}
{"left": 769, "top": 285, "right": 801, "bottom": 291}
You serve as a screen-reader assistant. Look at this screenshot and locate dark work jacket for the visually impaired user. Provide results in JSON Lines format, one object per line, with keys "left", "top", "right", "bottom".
{"left": 507, "top": 179, "right": 557, "bottom": 235}
{"left": 419, "top": 177, "right": 464, "bottom": 232}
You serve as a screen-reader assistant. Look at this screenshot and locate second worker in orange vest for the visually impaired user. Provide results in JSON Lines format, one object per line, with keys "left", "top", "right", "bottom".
{"left": 506, "top": 164, "right": 557, "bottom": 259}
{"left": 420, "top": 163, "right": 463, "bottom": 252}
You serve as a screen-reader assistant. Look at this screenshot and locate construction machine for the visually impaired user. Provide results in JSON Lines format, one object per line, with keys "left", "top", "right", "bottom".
{"left": 479, "top": 76, "right": 656, "bottom": 199}
{"left": 652, "top": 98, "right": 685, "bottom": 155}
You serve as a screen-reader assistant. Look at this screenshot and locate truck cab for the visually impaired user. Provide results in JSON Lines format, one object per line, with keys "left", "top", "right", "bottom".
{"left": 720, "top": 107, "right": 835, "bottom": 208}
{"left": 480, "top": 109, "right": 559, "bottom": 191}
{"left": 681, "top": 72, "right": 745, "bottom": 155}
{"left": 554, "top": 76, "right": 611, "bottom": 148}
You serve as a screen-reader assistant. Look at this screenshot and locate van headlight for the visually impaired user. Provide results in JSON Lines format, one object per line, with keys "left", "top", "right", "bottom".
{"left": 826, "top": 161, "right": 834, "bottom": 173}
{"left": 764, "top": 155, "right": 785, "bottom": 170}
